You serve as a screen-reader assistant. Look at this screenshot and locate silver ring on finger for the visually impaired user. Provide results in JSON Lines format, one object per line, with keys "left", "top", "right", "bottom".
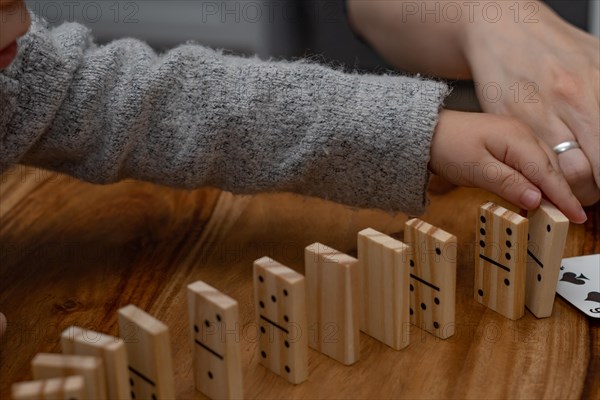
{"left": 553, "top": 140, "right": 580, "bottom": 154}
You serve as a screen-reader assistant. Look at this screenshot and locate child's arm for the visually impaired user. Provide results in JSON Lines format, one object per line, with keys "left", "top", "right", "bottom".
{"left": 0, "top": 19, "right": 585, "bottom": 222}
{"left": 0, "top": 18, "right": 448, "bottom": 216}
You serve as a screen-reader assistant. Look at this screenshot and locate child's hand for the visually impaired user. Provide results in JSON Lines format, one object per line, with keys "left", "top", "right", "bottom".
{"left": 429, "top": 110, "right": 587, "bottom": 224}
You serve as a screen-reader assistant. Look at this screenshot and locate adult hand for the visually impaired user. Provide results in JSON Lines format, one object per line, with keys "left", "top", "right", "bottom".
{"left": 348, "top": 0, "right": 599, "bottom": 206}
{"left": 463, "top": 1, "right": 600, "bottom": 206}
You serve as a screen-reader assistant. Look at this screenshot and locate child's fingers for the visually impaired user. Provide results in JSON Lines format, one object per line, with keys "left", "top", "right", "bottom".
{"left": 469, "top": 153, "right": 544, "bottom": 212}
{"left": 487, "top": 135, "right": 587, "bottom": 223}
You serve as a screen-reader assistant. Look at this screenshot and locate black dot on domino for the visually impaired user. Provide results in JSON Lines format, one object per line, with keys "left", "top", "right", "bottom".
{"left": 480, "top": 215, "right": 486, "bottom": 223}
{"left": 504, "top": 278, "right": 510, "bottom": 286}
{"left": 131, "top": 391, "right": 136, "bottom": 399}
{"left": 284, "top": 340, "right": 290, "bottom": 348}
{"left": 410, "top": 308, "right": 414, "bottom": 315}
{"left": 259, "top": 275, "right": 264, "bottom": 283}
{"left": 284, "top": 315, "right": 289, "bottom": 323}
{"left": 259, "top": 301, "right": 265, "bottom": 308}
{"left": 271, "top": 295, "right": 277, "bottom": 303}
{"left": 434, "top": 297, "right": 440, "bottom": 305}
{"left": 204, "top": 320, "right": 210, "bottom": 328}
{"left": 480, "top": 240, "right": 485, "bottom": 248}
{"left": 435, "top": 247, "right": 441, "bottom": 255}
{"left": 261, "top": 351, "right": 267, "bottom": 359}
{"left": 505, "top": 240, "right": 512, "bottom": 248}
{"left": 547, "top": 224, "right": 551, "bottom": 232}
{"left": 285, "top": 365, "right": 291, "bottom": 373}
{"left": 283, "top": 289, "right": 288, "bottom": 296}
{"left": 478, "top": 289, "right": 484, "bottom": 297}
{"left": 480, "top": 228, "right": 486, "bottom": 235}
{"left": 506, "top": 227, "right": 512, "bottom": 235}
{"left": 208, "top": 371, "right": 213, "bottom": 379}
{"left": 410, "top": 284, "right": 414, "bottom": 292}
{"left": 505, "top": 253, "right": 511, "bottom": 260}
{"left": 260, "top": 326, "right": 266, "bottom": 334}
{"left": 129, "top": 378, "right": 134, "bottom": 386}
{"left": 152, "top": 394, "right": 157, "bottom": 400}
{"left": 537, "top": 274, "right": 542, "bottom": 282}
{"left": 433, "top": 322, "right": 440, "bottom": 329}
{"left": 216, "top": 314, "right": 221, "bottom": 322}
{"left": 421, "top": 303, "right": 427, "bottom": 310}
{"left": 194, "top": 324, "right": 199, "bottom": 333}
{"left": 410, "top": 259, "right": 415, "bottom": 267}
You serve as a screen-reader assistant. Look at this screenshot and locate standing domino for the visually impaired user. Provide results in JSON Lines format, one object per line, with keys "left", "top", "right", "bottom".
{"left": 118, "top": 304, "right": 175, "bottom": 399}
{"left": 61, "top": 326, "right": 130, "bottom": 400}
{"left": 12, "top": 376, "right": 86, "bottom": 400}
{"left": 253, "top": 257, "right": 308, "bottom": 384}
{"left": 526, "top": 199, "right": 569, "bottom": 318}
{"left": 404, "top": 219, "right": 457, "bottom": 339}
{"left": 475, "top": 202, "right": 528, "bottom": 320}
{"left": 187, "top": 281, "right": 243, "bottom": 399}
{"left": 305, "top": 243, "right": 360, "bottom": 365}
{"left": 358, "top": 228, "right": 410, "bottom": 350}
{"left": 31, "top": 354, "right": 106, "bottom": 399}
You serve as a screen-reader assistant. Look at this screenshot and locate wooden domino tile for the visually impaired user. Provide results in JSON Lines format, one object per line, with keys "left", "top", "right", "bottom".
{"left": 253, "top": 257, "right": 308, "bottom": 384}
{"left": 404, "top": 219, "right": 457, "bottom": 339}
{"left": 357, "top": 228, "right": 410, "bottom": 350}
{"left": 305, "top": 243, "right": 360, "bottom": 365}
{"left": 12, "top": 376, "right": 86, "bottom": 400}
{"left": 187, "top": 281, "right": 243, "bottom": 399}
{"left": 118, "top": 304, "right": 175, "bottom": 399}
{"left": 526, "top": 199, "right": 569, "bottom": 318}
{"left": 61, "top": 326, "right": 130, "bottom": 400}
{"left": 475, "top": 202, "right": 528, "bottom": 320}
{"left": 31, "top": 353, "right": 106, "bottom": 399}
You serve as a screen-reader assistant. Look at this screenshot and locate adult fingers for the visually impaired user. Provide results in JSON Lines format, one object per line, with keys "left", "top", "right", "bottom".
{"left": 530, "top": 113, "right": 599, "bottom": 206}
{"left": 557, "top": 149, "right": 600, "bottom": 206}
{"left": 486, "top": 132, "right": 587, "bottom": 223}
{"left": 555, "top": 86, "right": 600, "bottom": 192}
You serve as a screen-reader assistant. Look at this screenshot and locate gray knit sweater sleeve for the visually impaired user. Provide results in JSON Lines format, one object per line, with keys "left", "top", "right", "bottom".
{"left": 0, "top": 19, "right": 450, "bottom": 214}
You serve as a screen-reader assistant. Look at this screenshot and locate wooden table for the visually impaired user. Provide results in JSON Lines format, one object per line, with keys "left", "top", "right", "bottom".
{"left": 1, "top": 166, "right": 598, "bottom": 399}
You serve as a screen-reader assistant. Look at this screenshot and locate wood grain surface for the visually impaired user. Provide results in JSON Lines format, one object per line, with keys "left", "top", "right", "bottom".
{"left": 1, "top": 166, "right": 598, "bottom": 399}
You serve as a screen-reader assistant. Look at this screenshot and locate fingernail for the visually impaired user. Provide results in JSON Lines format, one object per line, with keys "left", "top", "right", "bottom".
{"left": 578, "top": 208, "right": 588, "bottom": 223}
{"left": 521, "top": 189, "right": 541, "bottom": 209}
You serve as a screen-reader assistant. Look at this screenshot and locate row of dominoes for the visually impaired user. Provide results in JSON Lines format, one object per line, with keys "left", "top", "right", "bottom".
{"left": 253, "top": 216, "right": 459, "bottom": 388}
{"left": 11, "top": 200, "right": 569, "bottom": 399}
{"left": 10, "top": 217, "right": 456, "bottom": 400}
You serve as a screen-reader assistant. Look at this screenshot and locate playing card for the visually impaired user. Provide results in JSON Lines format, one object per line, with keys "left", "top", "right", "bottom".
{"left": 556, "top": 254, "right": 600, "bottom": 318}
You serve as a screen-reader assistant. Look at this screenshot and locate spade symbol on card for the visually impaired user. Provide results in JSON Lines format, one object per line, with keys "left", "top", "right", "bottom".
{"left": 560, "top": 272, "right": 587, "bottom": 285}
{"left": 585, "top": 292, "right": 600, "bottom": 303}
